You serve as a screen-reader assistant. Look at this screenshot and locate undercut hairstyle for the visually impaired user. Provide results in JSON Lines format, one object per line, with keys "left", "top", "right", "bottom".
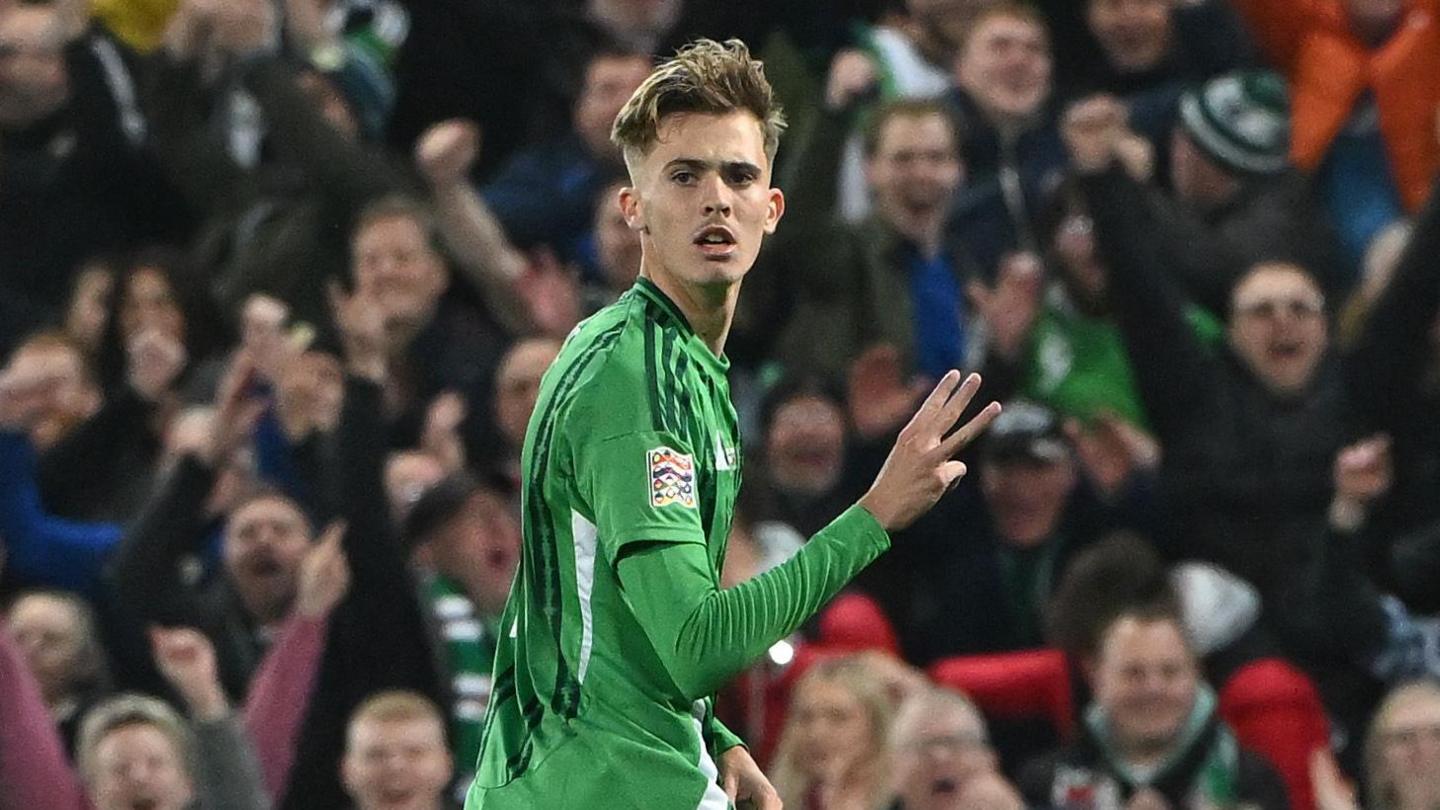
{"left": 861, "top": 98, "right": 965, "bottom": 158}
{"left": 610, "top": 38, "right": 787, "bottom": 176}
{"left": 78, "top": 694, "right": 197, "bottom": 786}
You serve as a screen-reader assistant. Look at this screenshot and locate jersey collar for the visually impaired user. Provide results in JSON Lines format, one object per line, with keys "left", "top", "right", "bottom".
{"left": 633, "top": 277, "right": 731, "bottom": 375}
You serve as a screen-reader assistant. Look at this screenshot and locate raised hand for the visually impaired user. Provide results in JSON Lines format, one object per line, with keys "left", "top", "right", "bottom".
{"left": 421, "top": 391, "right": 467, "bottom": 473}
{"left": 275, "top": 349, "right": 343, "bottom": 441}
{"left": 416, "top": 119, "right": 481, "bottom": 190}
{"left": 296, "top": 521, "right": 350, "bottom": 618}
{"left": 857, "top": 371, "right": 1001, "bottom": 532}
{"left": 1064, "top": 413, "right": 1160, "bottom": 499}
{"left": 1061, "top": 96, "right": 1130, "bottom": 174}
{"left": 0, "top": 362, "right": 65, "bottom": 431}
{"left": 518, "top": 248, "right": 582, "bottom": 340}
{"left": 150, "top": 626, "right": 228, "bottom": 720}
{"left": 328, "top": 280, "right": 389, "bottom": 381}
{"left": 968, "top": 251, "right": 1045, "bottom": 362}
{"left": 127, "top": 328, "right": 188, "bottom": 403}
{"left": 1310, "top": 748, "right": 1360, "bottom": 810}
{"left": 824, "top": 49, "right": 879, "bottom": 111}
{"left": 204, "top": 352, "right": 267, "bottom": 466}
{"left": 1330, "top": 434, "right": 1393, "bottom": 531}
{"left": 847, "top": 344, "right": 932, "bottom": 440}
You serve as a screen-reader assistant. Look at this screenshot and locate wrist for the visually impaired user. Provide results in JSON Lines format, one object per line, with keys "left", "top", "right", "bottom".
{"left": 1329, "top": 497, "right": 1367, "bottom": 533}
{"left": 183, "top": 686, "right": 230, "bottom": 721}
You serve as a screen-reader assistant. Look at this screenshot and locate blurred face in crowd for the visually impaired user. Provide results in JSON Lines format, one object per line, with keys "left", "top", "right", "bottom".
{"left": 1371, "top": 684, "right": 1440, "bottom": 810}
{"left": 787, "top": 675, "right": 881, "bottom": 784}
{"left": 981, "top": 455, "right": 1076, "bottom": 548}
{"left": 575, "top": 53, "right": 652, "bottom": 157}
{"left": 595, "top": 180, "right": 643, "bottom": 291}
{"left": 275, "top": 349, "right": 344, "bottom": 435}
{"left": 352, "top": 214, "right": 448, "bottom": 333}
{"left": 67, "top": 263, "right": 115, "bottom": 355}
{"left": 494, "top": 338, "right": 560, "bottom": 448}
{"left": 1091, "top": 616, "right": 1199, "bottom": 761}
{"left": 1169, "top": 128, "right": 1241, "bottom": 211}
{"left": 224, "top": 496, "right": 312, "bottom": 624}
{"left": 119, "top": 267, "right": 186, "bottom": 346}
{"left": 619, "top": 111, "right": 785, "bottom": 296}
{"left": 955, "top": 12, "right": 1052, "bottom": 128}
{"left": 424, "top": 488, "right": 521, "bottom": 618}
{"left": 892, "top": 695, "right": 999, "bottom": 810}
{"left": 1087, "top": 0, "right": 1172, "bottom": 73}
{"left": 6, "top": 592, "right": 94, "bottom": 704}
{"left": 5, "top": 335, "right": 101, "bottom": 449}
{"left": 866, "top": 112, "right": 964, "bottom": 243}
{"left": 1228, "top": 263, "right": 1328, "bottom": 397}
{"left": 766, "top": 393, "right": 846, "bottom": 498}
{"left": 342, "top": 714, "right": 453, "bottom": 810}
{"left": 89, "top": 723, "right": 194, "bottom": 810}
{"left": 0, "top": 4, "right": 68, "bottom": 127}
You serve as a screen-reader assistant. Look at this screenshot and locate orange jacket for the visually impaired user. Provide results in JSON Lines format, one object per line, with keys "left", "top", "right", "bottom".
{"left": 1232, "top": 0, "right": 1440, "bottom": 211}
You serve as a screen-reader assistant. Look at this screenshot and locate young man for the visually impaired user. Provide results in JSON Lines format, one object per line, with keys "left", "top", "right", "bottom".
{"left": 466, "top": 39, "right": 1000, "bottom": 809}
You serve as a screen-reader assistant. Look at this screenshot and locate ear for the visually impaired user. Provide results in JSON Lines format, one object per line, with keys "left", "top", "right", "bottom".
{"left": 763, "top": 186, "right": 786, "bottom": 235}
{"left": 618, "top": 186, "right": 646, "bottom": 234}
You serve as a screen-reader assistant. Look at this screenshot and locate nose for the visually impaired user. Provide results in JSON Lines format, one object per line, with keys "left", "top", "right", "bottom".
{"left": 701, "top": 174, "right": 733, "bottom": 217}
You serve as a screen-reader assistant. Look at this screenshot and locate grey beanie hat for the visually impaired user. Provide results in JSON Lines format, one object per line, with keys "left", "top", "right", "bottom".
{"left": 1178, "top": 70, "right": 1291, "bottom": 176}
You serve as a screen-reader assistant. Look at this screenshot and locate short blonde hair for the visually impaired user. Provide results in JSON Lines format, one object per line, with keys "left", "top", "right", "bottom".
{"left": 77, "top": 694, "right": 196, "bottom": 785}
{"left": 610, "top": 38, "right": 787, "bottom": 173}
{"left": 347, "top": 690, "right": 445, "bottom": 738}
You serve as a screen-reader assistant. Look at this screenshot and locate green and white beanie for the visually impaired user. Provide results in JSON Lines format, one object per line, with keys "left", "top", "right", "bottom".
{"left": 1178, "top": 70, "right": 1290, "bottom": 176}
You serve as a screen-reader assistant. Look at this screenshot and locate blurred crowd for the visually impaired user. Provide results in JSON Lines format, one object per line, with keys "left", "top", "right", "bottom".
{"left": 2, "top": 0, "right": 1440, "bottom": 808}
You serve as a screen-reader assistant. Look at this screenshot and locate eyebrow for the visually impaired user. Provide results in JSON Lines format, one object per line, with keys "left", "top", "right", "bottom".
{"left": 662, "top": 158, "right": 762, "bottom": 176}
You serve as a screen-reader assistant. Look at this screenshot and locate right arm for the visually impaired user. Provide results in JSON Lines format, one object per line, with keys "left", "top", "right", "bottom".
{"left": 600, "top": 372, "right": 998, "bottom": 700}
{"left": 1065, "top": 99, "right": 1222, "bottom": 436}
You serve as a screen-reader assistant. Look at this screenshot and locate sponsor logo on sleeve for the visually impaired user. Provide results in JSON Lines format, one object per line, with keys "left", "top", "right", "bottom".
{"left": 648, "top": 446, "right": 696, "bottom": 508}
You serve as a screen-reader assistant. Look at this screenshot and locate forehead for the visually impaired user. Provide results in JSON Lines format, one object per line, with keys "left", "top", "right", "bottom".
{"left": 0, "top": 7, "right": 60, "bottom": 45}
{"left": 1233, "top": 265, "right": 1320, "bottom": 301}
{"left": 875, "top": 113, "right": 957, "bottom": 154}
{"left": 896, "top": 702, "right": 982, "bottom": 740}
{"left": 231, "top": 497, "right": 305, "bottom": 526}
{"left": 969, "top": 13, "right": 1047, "bottom": 47}
{"left": 642, "top": 111, "right": 770, "bottom": 175}
{"left": 9, "top": 594, "right": 82, "bottom": 627}
{"left": 98, "top": 723, "right": 178, "bottom": 759}
{"left": 1100, "top": 617, "right": 1190, "bottom": 663}
{"left": 351, "top": 715, "right": 446, "bottom": 748}
{"left": 356, "top": 215, "right": 426, "bottom": 248}
{"left": 1385, "top": 691, "right": 1440, "bottom": 726}
{"left": 586, "top": 55, "right": 651, "bottom": 87}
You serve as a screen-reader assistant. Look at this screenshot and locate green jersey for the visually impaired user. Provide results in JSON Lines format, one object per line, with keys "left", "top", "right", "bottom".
{"left": 467, "top": 279, "right": 891, "bottom": 809}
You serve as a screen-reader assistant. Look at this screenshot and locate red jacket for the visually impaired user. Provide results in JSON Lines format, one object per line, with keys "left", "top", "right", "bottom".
{"left": 1234, "top": 0, "right": 1440, "bottom": 211}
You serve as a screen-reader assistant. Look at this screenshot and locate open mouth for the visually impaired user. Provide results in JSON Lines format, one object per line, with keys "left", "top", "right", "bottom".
{"left": 484, "top": 548, "right": 512, "bottom": 571}
{"left": 932, "top": 777, "right": 958, "bottom": 795}
{"left": 693, "top": 225, "right": 737, "bottom": 259}
{"left": 130, "top": 799, "right": 160, "bottom": 810}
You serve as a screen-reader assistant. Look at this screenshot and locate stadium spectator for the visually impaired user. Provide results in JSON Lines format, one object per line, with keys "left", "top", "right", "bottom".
{"left": 887, "top": 686, "right": 1025, "bottom": 810}
{"left": 1019, "top": 603, "right": 1290, "bottom": 809}
{"left": 4, "top": 589, "right": 112, "bottom": 755}
{"left": 1228, "top": 0, "right": 1440, "bottom": 263}
{"left": 771, "top": 655, "right": 899, "bottom": 810}
{"left": 340, "top": 691, "right": 456, "bottom": 810}
{"left": 1363, "top": 679, "right": 1440, "bottom": 810}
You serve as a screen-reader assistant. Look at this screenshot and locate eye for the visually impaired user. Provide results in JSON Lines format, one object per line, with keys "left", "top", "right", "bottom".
{"left": 671, "top": 170, "right": 696, "bottom": 185}
{"left": 726, "top": 168, "right": 757, "bottom": 185}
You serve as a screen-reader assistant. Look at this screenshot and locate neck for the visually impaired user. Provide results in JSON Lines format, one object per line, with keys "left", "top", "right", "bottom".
{"left": 886, "top": 211, "right": 946, "bottom": 257}
{"left": 641, "top": 264, "right": 737, "bottom": 356}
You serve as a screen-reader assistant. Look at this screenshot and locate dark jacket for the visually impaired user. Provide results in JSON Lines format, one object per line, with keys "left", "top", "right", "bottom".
{"left": 1019, "top": 690, "right": 1290, "bottom": 810}
{"left": 1078, "top": 167, "right": 1353, "bottom": 598}
{"left": 279, "top": 376, "right": 446, "bottom": 808}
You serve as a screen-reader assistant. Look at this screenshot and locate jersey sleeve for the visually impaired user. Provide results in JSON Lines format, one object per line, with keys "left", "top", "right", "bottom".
{"left": 573, "top": 428, "right": 708, "bottom": 564}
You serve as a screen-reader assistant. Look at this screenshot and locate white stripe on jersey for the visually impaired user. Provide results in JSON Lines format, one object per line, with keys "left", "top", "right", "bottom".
{"left": 571, "top": 511, "right": 599, "bottom": 683}
{"left": 692, "top": 699, "right": 731, "bottom": 810}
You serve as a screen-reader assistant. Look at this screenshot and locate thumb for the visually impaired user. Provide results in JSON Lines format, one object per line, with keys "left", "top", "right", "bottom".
{"left": 723, "top": 769, "right": 739, "bottom": 800}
